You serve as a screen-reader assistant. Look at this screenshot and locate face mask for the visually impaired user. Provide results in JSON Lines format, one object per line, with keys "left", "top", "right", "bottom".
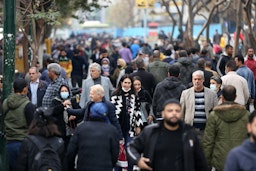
{"left": 117, "top": 65, "right": 122, "bottom": 69}
{"left": 249, "top": 54, "right": 253, "bottom": 58}
{"left": 210, "top": 84, "right": 217, "bottom": 92}
{"left": 60, "top": 92, "right": 69, "bottom": 99}
{"left": 122, "top": 87, "right": 131, "bottom": 92}
{"left": 102, "top": 64, "right": 109, "bottom": 68}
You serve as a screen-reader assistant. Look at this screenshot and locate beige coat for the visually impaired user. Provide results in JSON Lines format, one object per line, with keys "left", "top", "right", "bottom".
{"left": 180, "top": 87, "right": 218, "bottom": 126}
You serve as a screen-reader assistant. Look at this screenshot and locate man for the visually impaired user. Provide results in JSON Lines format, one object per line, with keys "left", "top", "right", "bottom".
{"left": 130, "top": 39, "right": 140, "bottom": 59}
{"left": 59, "top": 49, "right": 72, "bottom": 78}
{"left": 65, "top": 98, "right": 119, "bottom": 171}
{"left": 173, "top": 50, "right": 196, "bottom": 86}
{"left": 79, "top": 62, "right": 114, "bottom": 108}
{"left": 224, "top": 111, "right": 256, "bottom": 171}
{"left": 221, "top": 60, "right": 249, "bottom": 105}
{"left": 216, "top": 44, "right": 233, "bottom": 76}
{"left": 71, "top": 49, "right": 88, "bottom": 88}
{"left": 3, "top": 78, "right": 35, "bottom": 170}
{"left": 203, "top": 85, "right": 249, "bottom": 171}
{"left": 153, "top": 65, "right": 186, "bottom": 119}
{"left": 27, "top": 67, "right": 48, "bottom": 107}
{"left": 66, "top": 84, "right": 123, "bottom": 140}
{"left": 213, "top": 29, "right": 221, "bottom": 45}
{"left": 42, "top": 63, "right": 70, "bottom": 107}
{"left": 147, "top": 49, "right": 170, "bottom": 84}
{"left": 130, "top": 58, "right": 156, "bottom": 96}
{"left": 245, "top": 47, "right": 256, "bottom": 108}
{"left": 235, "top": 54, "right": 255, "bottom": 108}
{"left": 197, "top": 58, "right": 213, "bottom": 88}
{"left": 205, "top": 61, "right": 219, "bottom": 77}
{"left": 127, "top": 99, "right": 208, "bottom": 171}
{"left": 180, "top": 70, "right": 218, "bottom": 134}
{"left": 119, "top": 42, "right": 133, "bottom": 64}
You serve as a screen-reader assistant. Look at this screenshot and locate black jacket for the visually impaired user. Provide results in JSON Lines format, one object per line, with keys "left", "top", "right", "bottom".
{"left": 27, "top": 80, "right": 48, "bottom": 107}
{"left": 66, "top": 98, "right": 123, "bottom": 139}
{"left": 152, "top": 77, "right": 186, "bottom": 118}
{"left": 65, "top": 121, "right": 119, "bottom": 171}
{"left": 127, "top": 122, "right": 208, "bottom": 171}
{"left": 16, "top": 135, "right": 65, "bottom": 171}
{"left": 130, "top": 68, "right": 156, "bottom": 96}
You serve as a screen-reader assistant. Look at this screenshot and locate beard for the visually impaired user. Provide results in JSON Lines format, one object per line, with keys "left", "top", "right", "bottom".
{"left": 165, "top": 118, "right": 181, "bottom": 127}
{"left": 251, "top": 133, "right": 256, "bottom": 143}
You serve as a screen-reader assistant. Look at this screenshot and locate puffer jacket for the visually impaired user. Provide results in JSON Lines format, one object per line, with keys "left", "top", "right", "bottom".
{"left": 203, "top": 101, "right": 249, "bottom": 171}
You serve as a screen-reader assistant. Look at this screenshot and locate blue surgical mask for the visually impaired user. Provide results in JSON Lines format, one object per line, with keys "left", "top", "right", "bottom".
{"left": 210, "top": 84, "right": 217, "bottom": 92}
{"left": 60, "top": 92, "right": 69, "bottom": 99}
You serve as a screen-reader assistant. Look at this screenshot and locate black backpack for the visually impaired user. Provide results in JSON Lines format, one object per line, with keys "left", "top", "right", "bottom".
{"left": 28, "top": 135, "right": 63, "bottom": 171}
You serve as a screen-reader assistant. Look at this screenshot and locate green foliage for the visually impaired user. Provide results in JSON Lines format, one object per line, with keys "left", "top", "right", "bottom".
{"left": 29, "top": 9, "right": 61, "bottom": 25}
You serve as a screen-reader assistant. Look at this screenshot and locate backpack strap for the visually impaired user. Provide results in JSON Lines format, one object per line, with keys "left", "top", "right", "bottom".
{"left": 27, "top": 135, "right": 63, "bottom": 151}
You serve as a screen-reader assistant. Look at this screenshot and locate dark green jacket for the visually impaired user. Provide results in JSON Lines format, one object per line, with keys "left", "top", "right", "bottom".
{"left": 3, "top": 93, "right": 30, "bottom": 141}
{"left": 203, "top": 102, "right": 249, "bottom": 171}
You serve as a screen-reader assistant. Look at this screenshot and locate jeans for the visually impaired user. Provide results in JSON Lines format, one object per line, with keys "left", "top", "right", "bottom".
{"left": 6, "top": 141, "right": 22, "bottom": 171}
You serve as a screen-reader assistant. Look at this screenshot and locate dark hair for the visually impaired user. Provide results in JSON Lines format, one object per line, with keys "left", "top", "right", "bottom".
{"left": 135, "top": 58, "right": 145, "bottom": 69}
{"left": 201, "top": 49, "right": 208, "bottom": 56}
{"left": 132, "top": 76, "right": 143, "bottom": 89}
{"left": 59, "top": 84, "right": 71, "bottom": 100}
{"left": 13, "top": 78, "right": 28, "bottom": 93}
{"left": 210, "top": 76, "right": 222, "bottom": 84}
{"left": 222, "top": 85, "right": 236, "bottom": 101}
{"left": 162, "top": 99, "right": 181, "bottom": 111}
{"left": 249, "top": 111, "right": 256, "bottom": 123}
{"left": 225, "top": 44, "right": 233, "bottom": 50}
{"left": 28, "top": 107, "right": 61, "bottom": 137}
{"left": 197, "top": 58, "right": 206, "bottom": 68}
{"left": 169, "top": 65, "right": 180, "bottom": 77}
{"left": 226, "top": 60, "right": 237, "bottom": 71}
{"left": 178, "top": 50, "right": 188, "bottom": 58}
{"left": 234, "top": 54, "right": 244, "bottom": 64}
{"left": 112, "top": 74, "right": 135, "bottom": 96}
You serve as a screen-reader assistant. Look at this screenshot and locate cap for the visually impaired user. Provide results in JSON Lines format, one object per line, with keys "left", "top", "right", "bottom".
{"left": 90, "top": 102, "right": 109, "bottom": 123}
{"left": 138, "top": 49, "right": 144, "bottom": 55}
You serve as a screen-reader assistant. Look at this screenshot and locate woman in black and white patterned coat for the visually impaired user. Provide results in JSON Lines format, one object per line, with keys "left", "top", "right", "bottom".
{"left": 111, "top": 74, "right": 143, "bottom": 171}
{"left": 111, "top": 74, "right": 143, "bottom": 142}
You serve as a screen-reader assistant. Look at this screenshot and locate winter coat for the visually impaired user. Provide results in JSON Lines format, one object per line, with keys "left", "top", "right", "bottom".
{"left": 127, "top": 122, "right": 208, "bottom": 171}
{"left": 153, "top": 76, "right": 186, "bottom": 118}
{"left": 3, "top": 93, "right": 35, "bottom": 141}
{"left": 16, "top": 135, "right": 65, "bottom": 171}
{"left": 224, "top": 138, "right": 256, "bottom": 171}
{"left": 203, "top": 102, "right": 249, "bottom": 171}
{"left": 111, "top": 91, "right": 143, "bottom": 137}
{"left": 65, "top": 121, "right": 119, "bottom": 171}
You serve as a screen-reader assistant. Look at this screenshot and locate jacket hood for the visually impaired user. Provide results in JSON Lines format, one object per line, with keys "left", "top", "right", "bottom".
{"left": 213, "top": 102, "right": 246, "bottom": 122}
{"left": 177, "top": 57, "right": 192, "bottom": 66}
{"left": 162, "top": 77, "right": 183, "bottom": 90}
{"left": 6, "top": 93, "right": 28, "bottom": 110}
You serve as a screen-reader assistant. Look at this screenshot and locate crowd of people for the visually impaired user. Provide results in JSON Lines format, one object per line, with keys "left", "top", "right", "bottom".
{"left": 2, "top": 32, "right": 256, "bottom": 171}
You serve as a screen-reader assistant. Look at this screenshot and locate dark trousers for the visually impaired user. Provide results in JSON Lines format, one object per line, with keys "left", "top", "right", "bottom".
{"left": 6, "top": 141, "right": 22, "bottom": 171}
{"left": 71, "top": 75, "right": 83, "bottom": 88}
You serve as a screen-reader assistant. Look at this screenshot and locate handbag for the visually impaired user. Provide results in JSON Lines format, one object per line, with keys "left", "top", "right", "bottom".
{"left": 116, "top": 143, "right": 128, "bottom": 168}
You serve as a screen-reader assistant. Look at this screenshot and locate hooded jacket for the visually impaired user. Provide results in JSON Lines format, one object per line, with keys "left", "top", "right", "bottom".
{"left": 152, "top": 76, "right": 186, "bottom": 118}
{"left": 174, "top": 57, "right": 196, "bottom": 86}
{"left": 203, "top": 101, "right": 249, "bottom": 171}
{"left": 3, "top": 93, "right": 33, "bottom": 141}
{"left": 224, "top": 138, "right": 256, "bottom": 171}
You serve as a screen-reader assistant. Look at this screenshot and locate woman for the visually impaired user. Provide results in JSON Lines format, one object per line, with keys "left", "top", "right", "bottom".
{"left": 51, "top": 84, "right": 76, "bottom": 149}
{"left": 110, "top": 58, "right": 126, "bottom": 87}
{"left": 210, "top": 76, "right": 222, "bottom": 103}
{"left": 16, "top": 107, "right": 65, "bottom": 171}
{"left": 111, "top": 74, "right": 143, "bottom": 171}
{"left": 133, "top": 76, "right": 154, "bottom": 127}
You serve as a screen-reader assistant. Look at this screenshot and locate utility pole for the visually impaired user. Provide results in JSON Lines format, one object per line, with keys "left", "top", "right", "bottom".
{"left": 0, "top": 0, "right": 16, "bottom": 170}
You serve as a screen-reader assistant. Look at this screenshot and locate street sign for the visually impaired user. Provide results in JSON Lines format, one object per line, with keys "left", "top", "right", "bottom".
{"left": 136, "top": 0, "right": 154, "bottom": 8}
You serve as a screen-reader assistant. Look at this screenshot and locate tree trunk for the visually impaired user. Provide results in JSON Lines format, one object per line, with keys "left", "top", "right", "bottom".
{"left": 233, "top": 0, "right": 242, "bottom": 55}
